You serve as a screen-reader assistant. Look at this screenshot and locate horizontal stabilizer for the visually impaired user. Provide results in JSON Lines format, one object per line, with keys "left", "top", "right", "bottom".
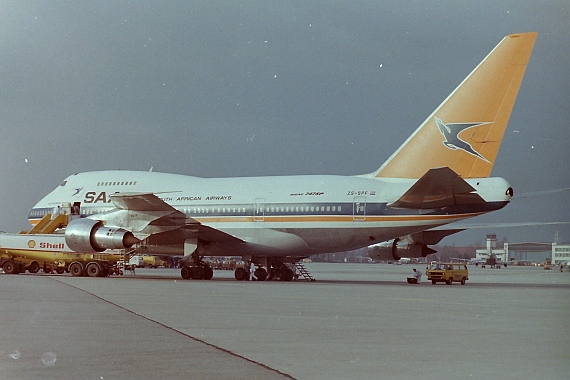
{"left": 388, "top": 167, "right": 485, "bottom": 209}
{"left": 411, "top": 229, "right": 465, "bottom": 245}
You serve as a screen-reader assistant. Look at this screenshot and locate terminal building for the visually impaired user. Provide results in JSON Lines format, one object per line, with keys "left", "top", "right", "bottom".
{"left": 475, "top": 234, "right": 570, "bottom": 265}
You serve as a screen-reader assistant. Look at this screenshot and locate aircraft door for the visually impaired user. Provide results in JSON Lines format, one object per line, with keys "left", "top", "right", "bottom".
{"left": 254, "top": 198, "right": 265, "bottom": 222}
{"left": 70, "top": 201, "right": 81, "bottom": 222}
{"left": 353, "top": 196, "right": 366, "bottom": 221}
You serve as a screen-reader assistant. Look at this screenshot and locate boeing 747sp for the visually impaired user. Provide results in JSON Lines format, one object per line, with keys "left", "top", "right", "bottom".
{"left": 28, "top": 32, "right": 537, "bottom": 281}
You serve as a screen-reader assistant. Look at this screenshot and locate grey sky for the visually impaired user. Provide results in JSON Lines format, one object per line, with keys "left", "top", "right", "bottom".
{"left": 1, "top": 1, "right": 568, "bottom": 245}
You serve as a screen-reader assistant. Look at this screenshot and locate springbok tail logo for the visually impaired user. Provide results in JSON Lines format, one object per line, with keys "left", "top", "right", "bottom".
{"left": 435, "top": 117, "right": 491, "bottom": 163}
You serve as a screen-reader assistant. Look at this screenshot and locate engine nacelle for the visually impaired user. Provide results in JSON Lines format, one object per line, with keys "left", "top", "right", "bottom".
{"left": 65, "top": 218, "right": 139, "bottom": 253}
{"left": 368, "top": 237, "right": 436, "bottom": 261}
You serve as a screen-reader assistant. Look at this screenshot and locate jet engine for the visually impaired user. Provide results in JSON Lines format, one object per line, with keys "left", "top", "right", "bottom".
{"left": 368, "top": 237, "right": 436, "bottom": 261}
{"left": 65, "top": 218, "right": 139, "bottom": 252}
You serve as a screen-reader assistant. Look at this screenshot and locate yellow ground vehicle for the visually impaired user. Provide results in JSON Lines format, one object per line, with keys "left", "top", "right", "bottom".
{"left": 426, "top": 262, "right": 469, "bottom": 285}
{"left": 0, "top": 231, "right": 125, "bottom": 276}
{"left": 129, "top": 255, "right": 164, "bottom": 268}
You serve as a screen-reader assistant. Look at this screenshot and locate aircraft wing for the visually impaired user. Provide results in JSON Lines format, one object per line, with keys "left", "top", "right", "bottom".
{"left": 111, "top": 192, "right": 184, "bottom": 213}
{"left": 388, "top": 167, "right": 485, "bottom": 209}
{"left": 108, "top": 193, "right": 244, "bottom": 244}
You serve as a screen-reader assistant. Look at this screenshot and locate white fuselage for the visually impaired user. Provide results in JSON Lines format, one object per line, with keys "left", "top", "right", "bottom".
{"left": 29, "top": 171, "right": 510, "bottom": 257}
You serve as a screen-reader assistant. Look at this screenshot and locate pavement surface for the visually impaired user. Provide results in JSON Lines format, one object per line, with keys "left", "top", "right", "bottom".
{"left": 1, "top": 263, "right": 569, "bottom": 380}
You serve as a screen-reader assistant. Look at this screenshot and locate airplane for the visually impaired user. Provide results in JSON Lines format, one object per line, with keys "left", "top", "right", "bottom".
{"left": 28, "top": 32, "right": 537, "bottom": 281}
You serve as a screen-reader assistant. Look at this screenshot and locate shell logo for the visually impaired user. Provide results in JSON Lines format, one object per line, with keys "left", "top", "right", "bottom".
{"left": 28, "top": 240, "right": 36, "bottom": 248}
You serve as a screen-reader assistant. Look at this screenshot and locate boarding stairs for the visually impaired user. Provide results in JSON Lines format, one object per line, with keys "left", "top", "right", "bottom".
{"left": 294, "top": 261, "right": 315, "bottom": 282}
{"left": 20, "top": 213, "right": 69, "bottom": 234}
{"left": 119, "top": 248, "right": 138, "bottom": 273}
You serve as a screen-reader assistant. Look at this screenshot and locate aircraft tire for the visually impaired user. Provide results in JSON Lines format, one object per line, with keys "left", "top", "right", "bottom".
{"left": 192, "top": 266, "right": 204, "bottom": 280}
{"left": 280, "top": 268, "right": 294, "bottom": 282}
{"left": 2, "top": 260, "right": 18, "bottom": 275}
{"left": 69, "top": 262, "right": 83, "bottom": 277}
{"left": 28, "top": 261, "right": 40, "bottom": 274}
{"left": 234, "top": 267, "right": 248, "bottom": 281}
{"left": 180, "top": 266, "right": 192, "bottom": 280}
{"left": 254, "top": 268, "right": 268, "bottom": 281}
{"left": 86, "top": 262, "right": 101, "bottom": 277}
{"left": 203, "top": 266, "right": 214, "bottom": 280}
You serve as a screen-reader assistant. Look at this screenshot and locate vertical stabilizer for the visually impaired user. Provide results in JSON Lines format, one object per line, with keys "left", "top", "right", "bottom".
{"left": 373, "top": 32, "right": 537, "bottom": 179}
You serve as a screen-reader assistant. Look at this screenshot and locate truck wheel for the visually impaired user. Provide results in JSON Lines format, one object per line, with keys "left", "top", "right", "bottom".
{"left": 432, "top": 280, "right": 437, "bottom": 285}
{"left": 56, "top": 267, "right": 65, "bottom": 274}
{"left": 3, "top": 260, "right": 18, "bottom": 275}
{"left": 28, "top": 261, "right": 40, "bottom": 274}
{"left": 86, "top": 262, "right": 102, "bottom": 277}
{"left": 461, "top": 278, "right": 466, "bottom": 285}
{"left": 69, "top": 262, "right": 84, "bottom": 277}
{"left": 446, "top": 278, "right": 453, "bottom": 285}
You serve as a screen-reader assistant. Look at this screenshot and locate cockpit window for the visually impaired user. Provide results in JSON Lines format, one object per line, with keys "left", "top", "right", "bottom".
{"left": 59, "top": 180, "right": 67, "bottom": 187}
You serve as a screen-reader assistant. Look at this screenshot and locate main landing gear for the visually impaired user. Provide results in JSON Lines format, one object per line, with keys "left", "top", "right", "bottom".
{"left": 234, "top": 259, "right": 295, "bottom": 282}
{"left": 180, "top": 251, "right": 213, "bottom": 280}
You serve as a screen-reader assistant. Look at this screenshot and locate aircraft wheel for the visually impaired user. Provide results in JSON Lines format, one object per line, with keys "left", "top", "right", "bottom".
{"left": 28, "top": 261, "right": 40, "bottom": 274}
{"left": 203, "top": 266, "right": 214, "bottom": 280}
{"left": 234, "top": 267, "right": 248, "bottom": 281}
{"left": 254, "top": 268, "right": 268, "bottom": 281}
{"left": 69, "top": 262, "right": 83, "bottom": 277}
{"left": 192, "top": 266, "right": 204, "bottom": 280}
{"left": 86, "top": 262, "right": 101, "bottom": 277}
{"left": 2, "top": 260, "right": 18, "bottom": 275}
{"left": 180, "top": 266, "right": 192, "bottom": 280}
{"left": 280, "top": 268, "right": 294, "bottom": 282}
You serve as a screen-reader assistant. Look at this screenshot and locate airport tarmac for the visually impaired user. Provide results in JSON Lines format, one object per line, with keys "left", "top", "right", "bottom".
{"left": 1, "top": 263, "right": 569, "bottom": 380}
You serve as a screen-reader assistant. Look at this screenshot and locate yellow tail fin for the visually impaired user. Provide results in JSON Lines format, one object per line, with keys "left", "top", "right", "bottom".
{"left": 374, "top": 32, "right": 537, "bottom": 179}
